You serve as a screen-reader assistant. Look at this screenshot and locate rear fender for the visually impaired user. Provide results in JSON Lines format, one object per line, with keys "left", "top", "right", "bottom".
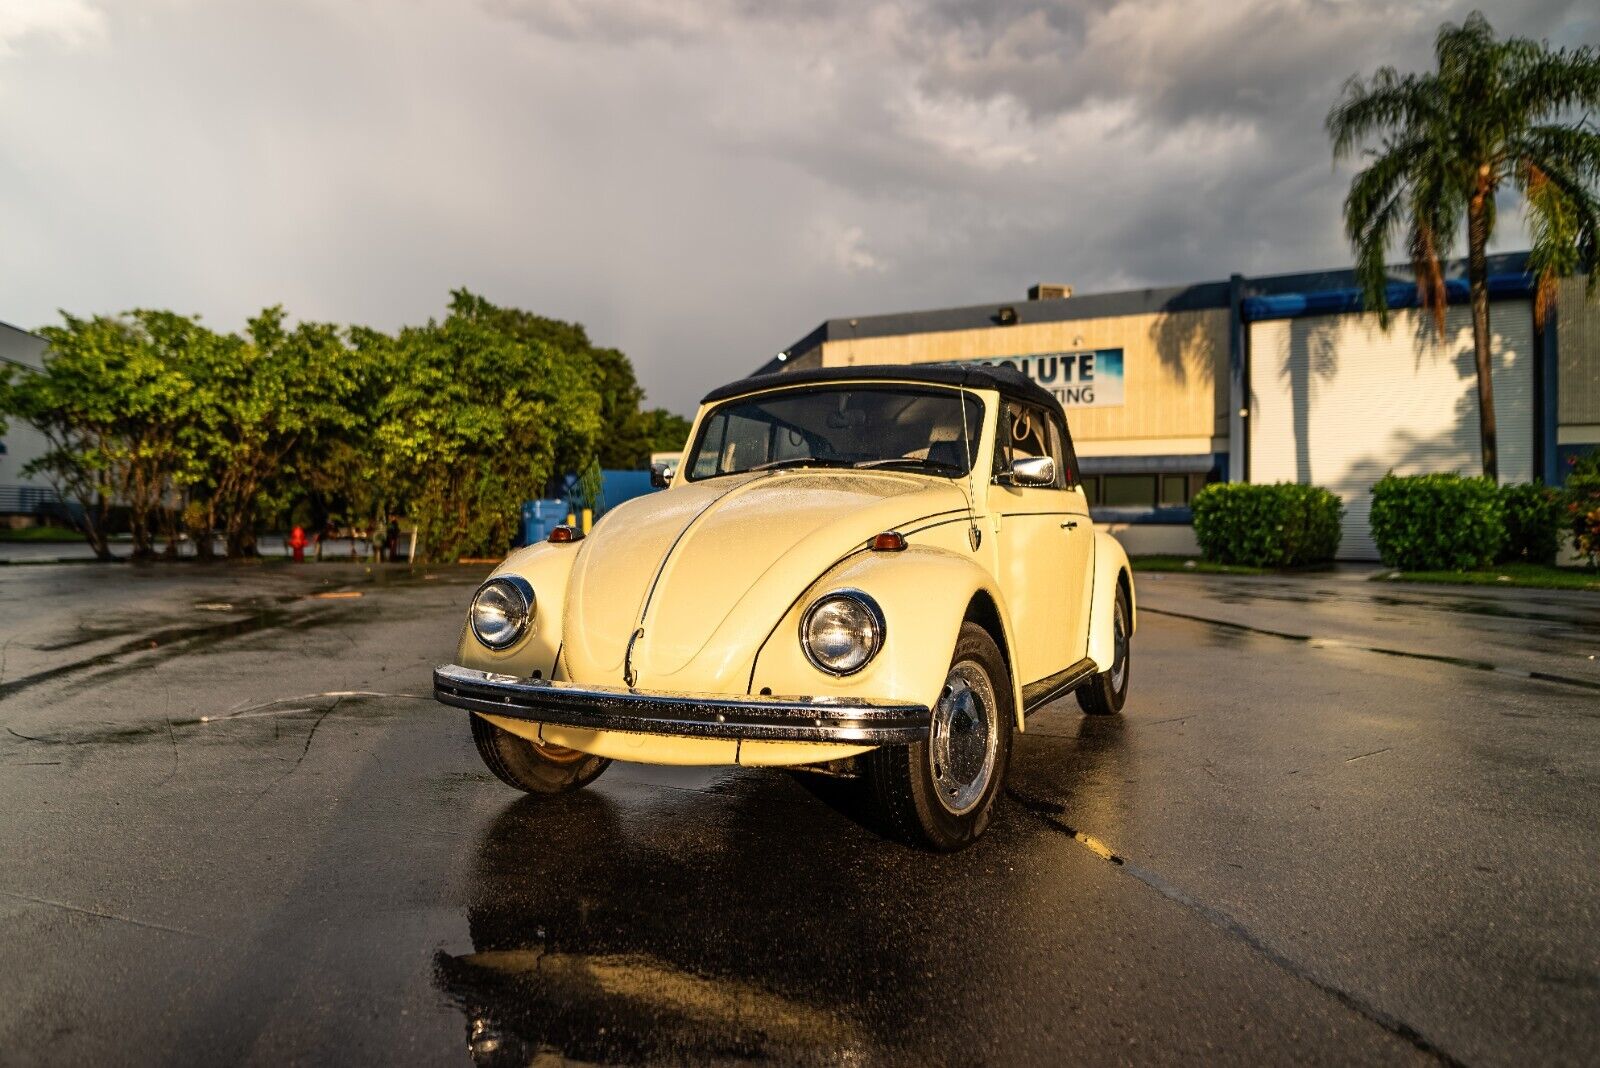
{"left": 749, "top": 544, "right": 1027, "bottom": 730}
{"left": 1086, "top": 530, "right": 1135, "bottom": 671}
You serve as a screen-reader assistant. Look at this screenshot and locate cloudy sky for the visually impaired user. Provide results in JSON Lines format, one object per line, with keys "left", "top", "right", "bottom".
{"left": 2, "top": 0, "right": 1595, "bottom": 413}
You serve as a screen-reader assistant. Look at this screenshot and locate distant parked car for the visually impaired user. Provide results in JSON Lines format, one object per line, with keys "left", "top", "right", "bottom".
{"left": 435, "top": 363, "right": 1135, "bottom": 849}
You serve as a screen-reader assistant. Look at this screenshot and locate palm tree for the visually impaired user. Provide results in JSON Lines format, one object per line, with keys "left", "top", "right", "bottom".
{"left": 1327, "top": 11, "right": 1600, "bottom": 482}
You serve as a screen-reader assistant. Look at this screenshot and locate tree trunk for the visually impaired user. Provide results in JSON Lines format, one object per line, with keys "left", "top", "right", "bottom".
{"left": 84, "top": 519, "right": 112, "bottom": 561}
{"left": 1467, "top": 194, "right": 1499, "bottom": 483}
{"left": 82, "top": 492, "right": 113, "bottom": 561}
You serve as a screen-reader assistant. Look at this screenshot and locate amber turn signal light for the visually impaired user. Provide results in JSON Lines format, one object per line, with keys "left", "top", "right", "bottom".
{"left": 870, "top": 531, "right": 907, "bottom": 552}
{"left": 549, "top": 525, "right": 583, "bottom": 543}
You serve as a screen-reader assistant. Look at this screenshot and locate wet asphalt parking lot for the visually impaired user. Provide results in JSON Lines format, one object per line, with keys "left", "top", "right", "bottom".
{"left": 0, "top": 561, "right": 1597, "bottom": 1066}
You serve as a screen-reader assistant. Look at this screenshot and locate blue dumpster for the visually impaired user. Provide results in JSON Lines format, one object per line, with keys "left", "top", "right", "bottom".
{"left": 518, "top": 498, "right": 570, "bottom": 547}
{"left": 595, "top": 469, "right": 657, "bottom": 512}
{"left": 523, "top": 469, "right": 664, "bottom": 545}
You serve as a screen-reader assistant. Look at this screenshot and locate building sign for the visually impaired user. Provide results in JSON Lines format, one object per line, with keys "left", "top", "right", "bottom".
{"left": 962, "top": 349, "right": 1124, "bottom": 408}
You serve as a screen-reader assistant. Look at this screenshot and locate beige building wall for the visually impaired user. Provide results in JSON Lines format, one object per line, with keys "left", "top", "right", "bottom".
{"left": 819, "top": 308, "right": 1230, "bottom": 456}
{"left": 1556, "top": 275, "right": 1600, "bottom": 444}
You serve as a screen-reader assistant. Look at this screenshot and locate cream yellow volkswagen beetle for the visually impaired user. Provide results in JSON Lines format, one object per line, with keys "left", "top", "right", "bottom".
{"left": 435, "top": 363, "right": 1134, "bottom": 849}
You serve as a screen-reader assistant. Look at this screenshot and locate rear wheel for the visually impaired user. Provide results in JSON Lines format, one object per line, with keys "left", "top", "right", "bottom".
{"left": 470, "top": 714, "right": 610, "bottom": 794}
{"left": 864, "top": 622, "right": 1013, "bottom": 851}
{"left": 1076, "top": 583, "right": 1131, "bottom": 716}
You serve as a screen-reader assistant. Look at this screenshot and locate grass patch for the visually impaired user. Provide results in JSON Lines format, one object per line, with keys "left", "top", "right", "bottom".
{"left": 1129, "top": 555, "right": 1270, "bottom": 575}
{"left": 0, "top": 526, "right": 84, "bottom": 543}
{"left": 1370, "top": 561, "right": 1600, "bottom": 591}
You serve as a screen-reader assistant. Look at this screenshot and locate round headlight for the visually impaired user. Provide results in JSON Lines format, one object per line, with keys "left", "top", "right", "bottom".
{"left": 470, "top": 577, "right": 534, "bottom": 650}
{"left": 800, "top": 590, "right": 884, "bottom": 676}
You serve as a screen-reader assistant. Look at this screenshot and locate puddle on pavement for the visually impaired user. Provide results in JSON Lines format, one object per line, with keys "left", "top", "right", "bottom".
{"left": 1, "top": 605, "right": 368, "bottom": 703}
{"left": 1365, "top": 592, "right": 1592, "bottom": 626}
{"left": 2, "top": 692, "right": 406, "bottom": 757}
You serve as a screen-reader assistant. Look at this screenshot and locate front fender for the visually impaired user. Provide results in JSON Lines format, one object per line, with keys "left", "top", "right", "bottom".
{"left": 1086, "top": 530, "right": 1135, "bottom": 672}
{"left": 749, "top": 545, "right": 1027, "bottom": 730}
{"left": 455, "top": 542, "right": 580, "bottom": 679}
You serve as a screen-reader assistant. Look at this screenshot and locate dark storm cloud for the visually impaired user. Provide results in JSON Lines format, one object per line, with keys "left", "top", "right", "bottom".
{"left": 0, "top": 1, "right": 1595, "bottom": 413}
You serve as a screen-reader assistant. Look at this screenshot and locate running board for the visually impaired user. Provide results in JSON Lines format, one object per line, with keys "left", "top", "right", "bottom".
{"left": 1021, "top": 658, "right": 1099, "bottom": 715}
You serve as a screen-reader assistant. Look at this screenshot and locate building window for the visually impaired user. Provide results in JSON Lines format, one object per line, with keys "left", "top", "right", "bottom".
{"left": 1082, "top": 475, "right": 1101, "bottom": 505}
{"left": 1102, "top": 474, "right": 1157, "bottom": 507}
{"left": 1160, "top": 474, "right": 1190, "bottom": 506}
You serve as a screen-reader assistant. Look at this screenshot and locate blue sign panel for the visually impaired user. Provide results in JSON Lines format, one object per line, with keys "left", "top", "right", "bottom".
{"left": 961, "top": 349, "right": 1124, "bottom": 408}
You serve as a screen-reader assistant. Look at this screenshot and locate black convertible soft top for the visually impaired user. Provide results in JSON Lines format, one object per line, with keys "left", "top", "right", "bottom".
{"left": 701, "top": 362, "right": 1064, "bottom": 416}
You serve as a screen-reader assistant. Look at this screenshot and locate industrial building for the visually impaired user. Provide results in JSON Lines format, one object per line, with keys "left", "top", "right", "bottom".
{"left": 0, "top": 321, "right": 54, "bottom": 527}
{"left": 761, "top": 253, "right": 1598, "bottom": 560}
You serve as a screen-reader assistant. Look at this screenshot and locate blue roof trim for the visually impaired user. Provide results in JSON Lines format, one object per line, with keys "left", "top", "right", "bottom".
{"left": 1242, "top": 272, "right": 1535, "bottom": 321}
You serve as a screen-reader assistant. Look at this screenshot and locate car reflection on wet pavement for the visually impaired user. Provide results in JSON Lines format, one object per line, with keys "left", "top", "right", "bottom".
{"left": 1, "top": 563, "right": 1597, "bottom": 1064}
{"left": 432, "top": 723, "right": 1129, "bottom": 1068}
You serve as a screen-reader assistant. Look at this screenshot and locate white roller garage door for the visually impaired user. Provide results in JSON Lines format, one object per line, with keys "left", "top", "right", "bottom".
{"left": 1248, "top": 301, "right": 1535, "bottom": 560}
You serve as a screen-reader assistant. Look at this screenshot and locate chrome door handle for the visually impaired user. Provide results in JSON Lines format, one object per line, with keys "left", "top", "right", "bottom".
{"left": 1061, "top": 520, "right": 1079, "bottom": 529}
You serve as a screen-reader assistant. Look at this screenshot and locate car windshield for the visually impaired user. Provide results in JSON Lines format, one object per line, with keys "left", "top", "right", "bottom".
{"left": 686, "top": 385, "right": 985, "bottom": 481}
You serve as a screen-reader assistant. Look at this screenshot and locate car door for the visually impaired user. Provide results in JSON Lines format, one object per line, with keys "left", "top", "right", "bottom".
{"left": 986, "top": 399, "right": 1079, "bottom": 687}
{"left": 1050, "top": 412, "right": 1095, "bottom": 662}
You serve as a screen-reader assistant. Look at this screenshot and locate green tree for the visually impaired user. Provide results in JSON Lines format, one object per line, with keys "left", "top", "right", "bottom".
{"left": 291, "top": 325, "right": 391, "bottom": 551}
{"left": 1327, "top": 11, "right": 1600, "bottom": 482}
{"left": 13, "top": 313, "right": 197, "bottom": 558}
{"left": 435, "top": 290, "right": 675, "bottom": 469}
{"left": 0, "top": 291, "right": 664, "bottom": 564}
{"left": 182, "top": 307, "right": 359, "bottom": 556}
{"left": 370, "top": 291, "right": 603, "bottom": 562}
{"left": 638, "top": 407, "right": 693, "bottom": 457}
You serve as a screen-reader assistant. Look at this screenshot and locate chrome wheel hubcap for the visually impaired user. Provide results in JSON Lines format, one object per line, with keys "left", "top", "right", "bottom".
{"left": 929, "top": 662, "right": 998, "bottom": 815}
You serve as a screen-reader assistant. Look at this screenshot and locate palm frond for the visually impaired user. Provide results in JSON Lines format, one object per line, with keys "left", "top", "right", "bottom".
{"left": 1521, "top": 158, "right": 1600, "bottom": 316}
{"left": 1505, "top": 42, "right": 1600, "bottom": 117}
{"left": 1408, "top": 155, "right": 1461, "bottom": 338}
{"left": 1326, "top": 69, "right": 1438, "bottom": 159}
{"left": 1350, "top": 187, "right": 1407, "bottom": 327}
{"left": 1342, "top": 136, "right": 1425, "bottom": 240}
{"left": 1513, "top": 125, "right": 1600, "bottom": 182}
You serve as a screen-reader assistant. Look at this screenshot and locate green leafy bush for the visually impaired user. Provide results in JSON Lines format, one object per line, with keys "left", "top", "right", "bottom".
{"left": 1191, "top": 483, "right": 1344, "bottom": 567}
{"left": 1369, "top": 473, "right": 1504, "bottom": 570}
{"left": 1496, "top": 482, "right": 1564, "bottom": 564}
{"left": 1564, "top": 452, "right": 1600, "bottom": 568}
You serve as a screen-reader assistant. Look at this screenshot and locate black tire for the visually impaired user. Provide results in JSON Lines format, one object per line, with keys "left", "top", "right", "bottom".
{"left": 470, "top": 713, "right": 611, "bottom": 795}
{"left": 1077, "top": 582, "right": 1131, "bottom": 716}
{"left": 864, "top": 622, "right": 1013, "bottom": 851}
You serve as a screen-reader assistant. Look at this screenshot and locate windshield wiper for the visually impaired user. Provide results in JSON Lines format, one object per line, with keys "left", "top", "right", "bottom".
{"left": 852, "top": 457, "right": 963, "bottom": 475}
{"left": 748, "top": 457, "right": 852, "bottom": 472}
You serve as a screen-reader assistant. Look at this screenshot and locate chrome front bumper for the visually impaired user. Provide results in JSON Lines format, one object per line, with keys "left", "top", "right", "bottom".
{"left": 433, "top": 664, "right": 930, "bottom": 745}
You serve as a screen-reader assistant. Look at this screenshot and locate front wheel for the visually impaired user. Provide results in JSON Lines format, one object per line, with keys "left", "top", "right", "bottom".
{"left": 864, "top": 622, "right": 1013, "bottom": 851}
{"left": 1076, "top": 583, "right": 1131, "bottom": 716}
{"left": 470, "top": 714, "right": 610, "bottom": 795}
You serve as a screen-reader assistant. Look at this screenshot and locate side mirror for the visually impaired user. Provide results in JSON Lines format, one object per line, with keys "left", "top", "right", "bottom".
{"left": 650, "top": 462, "right": 677, "bottom": 489}
{"left": 1010, "top": 456, "right": 1056, "bottom": 487}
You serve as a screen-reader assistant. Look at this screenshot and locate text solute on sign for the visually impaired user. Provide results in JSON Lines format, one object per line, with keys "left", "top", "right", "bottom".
{"left": 962, "top": 349, "right": 1125, "bottom": 409}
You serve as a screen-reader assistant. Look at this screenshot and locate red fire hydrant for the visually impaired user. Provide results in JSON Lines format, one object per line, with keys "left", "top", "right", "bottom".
{"left": 289, "top": 525, "right": 308, "bottom": 563}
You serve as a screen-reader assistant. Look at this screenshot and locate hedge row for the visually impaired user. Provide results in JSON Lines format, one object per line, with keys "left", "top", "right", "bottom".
{"left": 1497, "top": 482, "right": 1565, "bottom": 565}
{"left": 1190, "top": 483, "right": 1344, "bottom": 567}
{"left": 1191, "top": 475, "right": 1574, "bottom": 571}
{"left": 1368, "top": 474, "right": 1503, "bottom": 570}
{"left": 1369, "top": 474, "right": 1578, "bottom": 570}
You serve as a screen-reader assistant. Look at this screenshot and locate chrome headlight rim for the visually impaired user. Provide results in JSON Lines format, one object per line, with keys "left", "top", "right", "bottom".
{"left": 799, "top": 588, "right": 885, "bottom": 677}
{"left": 470, "top": 575, "right": 535, "bottom": 651}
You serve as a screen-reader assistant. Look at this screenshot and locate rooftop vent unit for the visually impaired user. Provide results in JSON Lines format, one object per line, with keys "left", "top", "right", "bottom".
{"left": 1027, "top": 283, "right": 1072, "bottom": 301}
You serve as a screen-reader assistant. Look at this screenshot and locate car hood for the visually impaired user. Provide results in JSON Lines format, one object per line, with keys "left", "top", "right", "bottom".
{"left": 561, "top": 471, "right": 969, "bottom": 692}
